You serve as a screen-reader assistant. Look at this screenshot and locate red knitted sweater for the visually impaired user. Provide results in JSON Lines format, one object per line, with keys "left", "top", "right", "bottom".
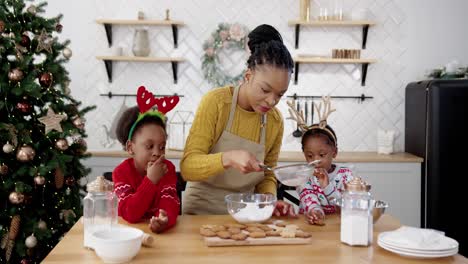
{"left": 112, "top": 158, "right": 179, "bottom": 230}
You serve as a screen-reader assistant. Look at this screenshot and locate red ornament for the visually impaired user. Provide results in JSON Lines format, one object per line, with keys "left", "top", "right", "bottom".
{"left": 20, "top": 34, "right": 31, "bottom": 48}
{"left": 65, "top": 176, "right": 75, "bottom": 186}
{"left": 39, "top": 72, "right": 53, "bottom": 88}
{"left": 16, "top": 100, "right": 32, "bottom": 114}
{"left": 56, "top": 23, "right": 63, "bottom": 33}
{"left": 0, "top": 20, "right": 5, "bottom": 33}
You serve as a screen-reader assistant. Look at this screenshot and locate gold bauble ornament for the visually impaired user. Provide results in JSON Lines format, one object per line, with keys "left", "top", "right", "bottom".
{"left": 55, "top": 139, "right": 69, "bottom": 151}
{"left": 63, "top": 48, "right": 72, "bottom": 59}
{"left": 3, "top": 141, "right": 14, "bottom": 153}
{"left": 8, "top": 68, "right": 24, "bottom": 82}
{"left": 26, "top": 5, "right": 37, "bottom": 15}
{"left": 16, "top": 145, "right": 35, "bottom": 162}
{"left": 37, "top": 220, "right": 47, "bottom": 230}
{"left": 9, "top": 192, "right": 25, "bottom": 204}
{"left": 25, "top": 234, "right": 37, "bottom": 248}
{"left": 0, "top": 164, "right": 8, "bottom": 175}
{"left": 72, "top": 116, "right": 85, "bottom": 130}
{"left": 34, "top": 175, "right": 46, "bottom": 185}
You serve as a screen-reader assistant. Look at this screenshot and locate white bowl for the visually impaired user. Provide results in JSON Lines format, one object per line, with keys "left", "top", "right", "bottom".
{"left": 225, "top": 193, "right": 277, "bottom": 223}
{"left": 91, "top": 225, "right": 143, "bottom": 264}
{"left": 334, "top": 198, "right": 389, "bottom": 223}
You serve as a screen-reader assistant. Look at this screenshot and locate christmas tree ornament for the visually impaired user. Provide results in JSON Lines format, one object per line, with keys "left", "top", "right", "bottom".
{"left": 55, "top": 138, "right": 69, "bottom": 150}
{"left": 20, "top": 34, "right": 31, "bottom": 48}
{"left": 1, "top": 233, "right": 7, "bottom": 249}
{"left": 38, "top": 107, "right": 66, "bottom": 134}
{"left": 3, "top": 141, "right": 14, "bottom": 153}
{"left": 75, "top": 138, "right": 87, "bottom": 155}
{"left": 55, "top": 168, "right": 64, "bottom": 189}
{"left": 56, "top": 23, "right": 63, "bottom": 33}
{"left": 39, "top": 72, "right": 53, "bottom": 88}
{"left": 25, "top": 234, "right": 37, "bottom": 248}
{"left": 0, "top": 164, "right": 8, "bottom": 175}
{"left": 21, "top": 259, "right": 31, "bottom": 264}
{"left": 35, "top": 29, "right": 53, "bottom": 53}
{"left": 37, "top": 220, "right": 47, "bottom": 230}
{"left": 16, "top": 100, "right": 32, "bottom": 114}
{"left": 9, "top": 192, "right": 25, "bottom": 204}
{"left": 15, "top": 43, "right": 28, "bottom": 61}
{"left": 60, "top": 209, "right": 76, "bottom": 224}
{"left": 34, "top": 175, "right": 46, "bottom": 185}
{"left": 65, "top": 176, "right": 75, "bottom": 186}
{"left": 62, "top": 47, "right": 72, "bottom": 59}
{"left": 26, "top": 5, "right": 37, "bottom": 15}
{"left": 5, "top": 215, "right": 21, "bottom": 261}
{"left": 8, "top": 32, "right": 15, "bottom": 38}
{"left": 16, "top": 145, "right": 36, "bottom": 162}
{"left": 8, "top": 68, "right": 24, "bottom": 81}
{"left": 72, "top": 116, "right": 85, "bottom": 130}
{"left": 65, "top": 187, "right": 71, "bottom": 195}
{"left": 0, "top": 20, "right": 5, "bottom": 33}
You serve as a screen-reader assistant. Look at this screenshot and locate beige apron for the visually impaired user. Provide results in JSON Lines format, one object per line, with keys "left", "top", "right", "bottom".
{"left": 183, "top": 86, "right": 267, "bottom": 214}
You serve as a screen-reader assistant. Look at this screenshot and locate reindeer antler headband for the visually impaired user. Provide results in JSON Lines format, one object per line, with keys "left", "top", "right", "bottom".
{"left": 287, "top": 96, "right": 337, "bottom": 145}
{"left": 128, "top": 86, "right": 180, "bottom": 140}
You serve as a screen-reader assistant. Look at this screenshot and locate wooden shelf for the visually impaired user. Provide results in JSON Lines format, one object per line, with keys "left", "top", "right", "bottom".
{"left": 293, "top": 57, "right": 377, "bottom": 86}
{"left": 288, "top": 20, "right": 376, "bottom": 49}
{"left": 96, "top": 19, "right": 185, "bottom": 48}
{"left": 96, "top": 56, "right": 185, "bottom": 83}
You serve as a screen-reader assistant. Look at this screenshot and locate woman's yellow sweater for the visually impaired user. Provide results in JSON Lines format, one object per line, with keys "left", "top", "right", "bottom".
{"left": 180, "top": 86, "right": 284, "bottom": 195}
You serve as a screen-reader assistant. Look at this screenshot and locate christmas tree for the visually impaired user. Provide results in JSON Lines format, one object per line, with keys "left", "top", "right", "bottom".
{"left": 0, "top": 1, "right": 94, "bottom": 263}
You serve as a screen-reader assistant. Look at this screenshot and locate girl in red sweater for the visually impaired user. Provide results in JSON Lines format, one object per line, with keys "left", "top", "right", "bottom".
{"left": 113, "top": 86, "right": 180, "bottom": 233}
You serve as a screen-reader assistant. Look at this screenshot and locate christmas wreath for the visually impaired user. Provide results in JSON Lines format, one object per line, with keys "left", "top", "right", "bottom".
{"left": 201, "top": 23, "right": 250, "bottom": 87}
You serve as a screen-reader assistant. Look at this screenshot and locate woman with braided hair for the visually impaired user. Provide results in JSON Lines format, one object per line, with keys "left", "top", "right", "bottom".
{"left": 181, "top": 24, "right": 296, "bottom": 216}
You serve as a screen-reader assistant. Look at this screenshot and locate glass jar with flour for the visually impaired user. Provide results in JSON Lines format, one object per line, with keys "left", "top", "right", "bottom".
{"left": 340, "top": 177, "right": 373, "bottom": 246}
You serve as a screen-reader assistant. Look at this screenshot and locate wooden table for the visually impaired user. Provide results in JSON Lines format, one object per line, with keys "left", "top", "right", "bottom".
{"left": 43, "top": 214, "right": 466, "bottom": 264}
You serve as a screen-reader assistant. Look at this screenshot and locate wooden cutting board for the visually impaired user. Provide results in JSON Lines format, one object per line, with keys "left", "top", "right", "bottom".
{"left": 205, "top": 235, "right": 312, "bottom": 247}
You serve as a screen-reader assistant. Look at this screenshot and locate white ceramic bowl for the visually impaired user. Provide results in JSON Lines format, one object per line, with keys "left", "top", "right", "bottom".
{"left": 225, "top": 193, "right": 277, "bottom": 224}
{"left": 334, "top": 198, "right": 389, "bottom": 223}
{"left": 91, "top": 225, "right": 143, "bottom": 264}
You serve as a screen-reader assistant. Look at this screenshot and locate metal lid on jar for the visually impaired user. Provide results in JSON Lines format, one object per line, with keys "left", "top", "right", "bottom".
{"left": 86, "top": 176, "right": 114, "bottom": 193}
{"left": 344, "top": 177, "right": 371, "bottom": 192}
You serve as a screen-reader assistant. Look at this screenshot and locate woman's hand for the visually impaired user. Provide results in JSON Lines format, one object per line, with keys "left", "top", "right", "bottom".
{"left": 313, "top": 168, "right": 329, "bottom": 188}
{"left": 147, "top": 155, "right": 167, "bottom": 184}
{"left": 305, "top": 208, "right": 325, "bottom": 225}
{"left": 222, "top": 150, "right": 262, "bottom": 174}
{"left": 149, "top": 209, "right": 168, "bottom": 233}
{"left": 273, "top": 200, "right": 297, "bottom": 217}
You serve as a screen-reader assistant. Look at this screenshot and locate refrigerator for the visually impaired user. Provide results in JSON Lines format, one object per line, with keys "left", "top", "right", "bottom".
{"left": 405, "top": 79, "right": 467, "bottom": 257}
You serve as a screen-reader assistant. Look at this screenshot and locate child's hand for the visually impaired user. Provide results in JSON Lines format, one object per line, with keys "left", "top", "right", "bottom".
{"left": 147, "top": 155, "right": 167, "bottom": 184}
{"left": 313, "top": 168, "right": 329, "bottom": 188}
{"left": 149, "top": 209, "right": 168, "bottom": 233}
{"left": 273, "top": 200, "right": 298, "bottom": 218}
{"left": 306, "top": 208, "right": 325, "bottom": 226}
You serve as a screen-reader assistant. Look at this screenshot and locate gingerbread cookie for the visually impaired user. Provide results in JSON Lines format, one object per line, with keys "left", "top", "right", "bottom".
{"left": 224, "top": 223, "right": 246, "bottom": 229}
{"left": 249, "top": 231, "right": 266, "bottom": 238}
{"left": 227, "top": 227, "right": 242, "bottom": 234}
{"left": 295, "top": 231, "right": 312, "bottom": 238}
{"left": 216, "top": 230, "right": 232, "bottom": 239}
{"left": 266, "top": 230, "right": 281, "bottom": 237}
{"left": 200, "top": 227, "right": 216, "bottom": 237}
{"left": 231, "top": 232, "right": 248, "bottom": 241}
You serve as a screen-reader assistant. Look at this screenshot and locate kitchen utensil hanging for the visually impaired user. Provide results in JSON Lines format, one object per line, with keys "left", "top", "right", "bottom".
{"left": 292, "top": 99, "right": 303, "bottom": 138}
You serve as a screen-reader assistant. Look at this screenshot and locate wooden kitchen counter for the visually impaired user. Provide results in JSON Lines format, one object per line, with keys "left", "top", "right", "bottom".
{"left": 89, "top": 150, "right": 423, "bottom": 163}
{"left": 43, "top": 214, "right": 463, "bottom": 264}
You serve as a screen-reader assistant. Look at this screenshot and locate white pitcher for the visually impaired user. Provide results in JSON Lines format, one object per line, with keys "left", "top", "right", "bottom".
{"left": 132, "top": 29, "right": 150, "bottom": 57}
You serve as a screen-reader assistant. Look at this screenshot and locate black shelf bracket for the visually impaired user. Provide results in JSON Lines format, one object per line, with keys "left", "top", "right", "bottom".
{"left": 361, "top": 63, "right": 369, "bottom": 86}
{"left": 171, "top": 61, "right": 179, "bottom": 84}
{"left": 172, "top": 25, "right": 179, "bottom": 48}
{"left": 294, "top": 24, "right": 300, "bottom": 49}
{"left": 362, "top": 24, "right": 369, "bottom": 49}
{"left": 104, "top": 24, "right": 112, "bottom": 47}
{"left": 101, "top": 60, "right": 179, "bottom": 84}
{"left": 103, "top": 60, "right": 113, "bottom": 83}
{"left": 293, "top": 23, "right": 371, "bottom": 50}
{"left": 101, "top": 24, "right": 180, "bottom": 49}
{"left": 294, "top": 62, "right": 300, "bottom": 85}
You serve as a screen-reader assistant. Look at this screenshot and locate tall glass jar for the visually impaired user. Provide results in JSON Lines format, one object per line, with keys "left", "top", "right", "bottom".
{"left": 83, "top": 176, "right": 118, "bottom": 249}
{"left": 340, "top": 177, "right": 373, "bottom": 246}
{"left": 132, "top": 29, "right": 151, "bottom": 57}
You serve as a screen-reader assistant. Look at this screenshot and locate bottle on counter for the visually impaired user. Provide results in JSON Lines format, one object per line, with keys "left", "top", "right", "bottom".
{"left": 340, "top": 177, "right": 373, "bottom": 246}
{"left": 83, "top": 176, "right": 118, "bottom": 249}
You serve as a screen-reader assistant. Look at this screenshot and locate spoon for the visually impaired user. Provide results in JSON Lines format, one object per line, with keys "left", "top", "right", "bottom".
{"left": 292, "top": 100, "right": 303, "bottom": 137}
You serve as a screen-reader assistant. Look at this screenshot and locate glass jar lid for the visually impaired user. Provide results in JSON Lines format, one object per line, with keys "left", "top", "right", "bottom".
{"left": 86, "top": 176, "right": 114, "bottom": 193}
{"left": 344, "top": 177, "right": 371, "bottom": 192}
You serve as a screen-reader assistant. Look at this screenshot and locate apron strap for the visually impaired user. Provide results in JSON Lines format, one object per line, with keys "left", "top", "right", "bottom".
{"left": 227, "top": 86, "right": 267, "bottom": 145}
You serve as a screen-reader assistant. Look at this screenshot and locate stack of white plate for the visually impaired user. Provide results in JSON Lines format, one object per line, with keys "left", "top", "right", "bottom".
{"left": 378, "top": 226, "right": 458, "bottom": 258}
